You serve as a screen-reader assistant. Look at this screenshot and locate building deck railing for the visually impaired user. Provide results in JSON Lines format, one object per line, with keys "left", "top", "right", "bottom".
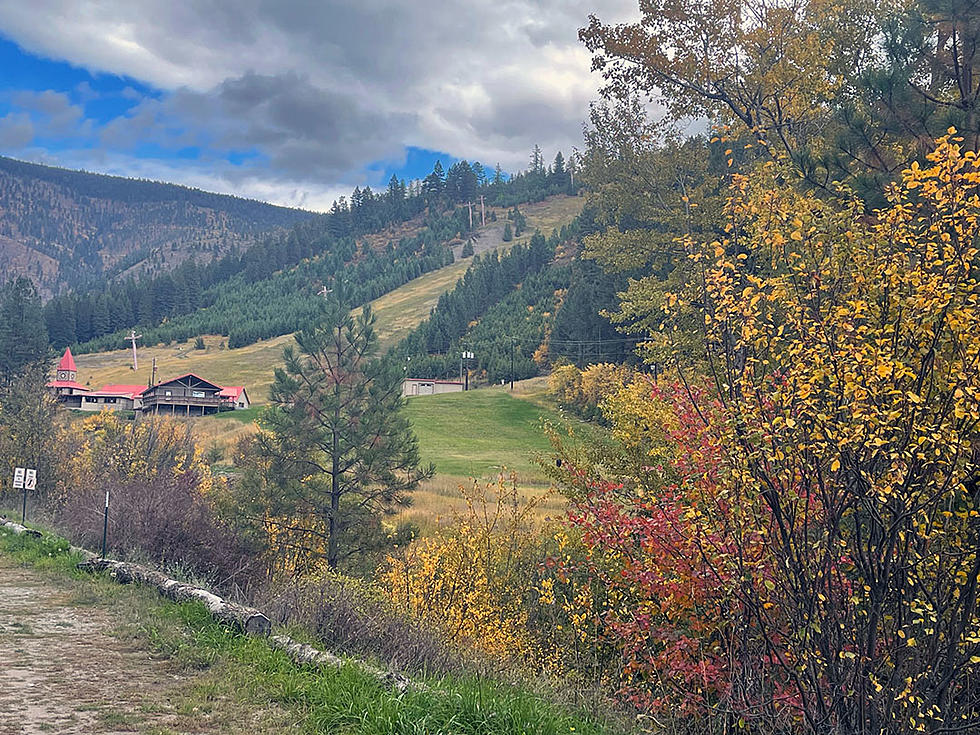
{"left": 142, "top": 394, "right": 225, "bottom": 408}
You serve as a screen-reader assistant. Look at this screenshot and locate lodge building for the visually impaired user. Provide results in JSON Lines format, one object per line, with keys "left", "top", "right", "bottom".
{"left": 47, "top": 348, "right": 250, "bottom": 416}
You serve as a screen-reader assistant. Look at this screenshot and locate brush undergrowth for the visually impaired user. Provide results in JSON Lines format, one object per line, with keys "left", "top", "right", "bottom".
{"left": 0, "top": 521, "right": 613, "bottom": 735}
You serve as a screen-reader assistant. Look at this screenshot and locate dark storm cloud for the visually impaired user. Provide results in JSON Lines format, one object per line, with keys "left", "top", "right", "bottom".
{"left": 98, "top": 71, "right": 414, "bottom": 181}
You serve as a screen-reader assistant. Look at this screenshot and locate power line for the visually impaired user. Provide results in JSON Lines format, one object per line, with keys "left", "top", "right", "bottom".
{"left": 406, "top": 334, "right": 651, "bottom": 355}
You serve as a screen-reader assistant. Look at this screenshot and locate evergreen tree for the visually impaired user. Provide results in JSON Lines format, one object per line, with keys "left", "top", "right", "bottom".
{"left": 248, "top": 300, "right": 433, "bottom": 570}
{"left": 91, "top": 295, "right": 110, "bottom": 337}
{"left": 0, "top": 278, "right": 48, "bottom": 386}
{"left": 422, "top": 161, "right": 446, "bottom": 207}
{"left": 552, "top": 151, "right": 566, "bottom": 178}
{"left": 530, "top": 145, "right": 545, "bottom": 175}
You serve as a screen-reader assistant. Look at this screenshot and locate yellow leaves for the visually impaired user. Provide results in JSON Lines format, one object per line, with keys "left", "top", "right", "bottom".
{"left": 378, "top": 477, "right": 546, "bottom": 662}
{"left": 830, "top": 458, "right": 841, "bottom": 472}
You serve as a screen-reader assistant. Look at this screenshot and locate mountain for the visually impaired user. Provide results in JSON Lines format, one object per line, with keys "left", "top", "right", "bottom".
{"left": 0, "top": 155, "right": 312, "bottom": 298}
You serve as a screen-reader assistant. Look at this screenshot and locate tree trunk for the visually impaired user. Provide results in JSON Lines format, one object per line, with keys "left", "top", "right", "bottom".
{"left": 78, "top": 557, "right": 271, "bottom": 636}
{"left": 328, "top": 427, "right": 340, "bottom": 569}
{"left": 268, "top": 635, "right": 419, "bottom": 693}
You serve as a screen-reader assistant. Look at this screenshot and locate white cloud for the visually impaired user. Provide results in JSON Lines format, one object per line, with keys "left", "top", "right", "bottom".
{"left": 0, "top": 0, "right": 639, "bottom": 203}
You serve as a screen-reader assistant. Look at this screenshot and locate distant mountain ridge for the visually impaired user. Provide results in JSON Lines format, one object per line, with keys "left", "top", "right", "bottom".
{"left": 0, "top": 155, "right": 312, "bottom": 297}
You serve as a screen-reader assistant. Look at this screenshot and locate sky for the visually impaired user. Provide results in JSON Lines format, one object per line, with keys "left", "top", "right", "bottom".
{"left": 0, "top": 1, "right": 637, "bottom": 212}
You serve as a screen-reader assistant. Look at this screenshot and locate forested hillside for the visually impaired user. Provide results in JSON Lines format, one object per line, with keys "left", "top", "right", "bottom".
{"left": 390, "top": 200, "right": 644, "bottom": 385}
{"left": 46, "top": 152, "right": 578, "bottom": 353}
{"left": 0, "top": 156, "right": 313, "bottom": 297}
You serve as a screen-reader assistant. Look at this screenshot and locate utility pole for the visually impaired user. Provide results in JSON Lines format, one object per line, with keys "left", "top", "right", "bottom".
{"left": 129, "top": 329, "right": 142, "bottom": 371}
{"left": 480, "top": 195, "right": 486, "bottom": 227}
{"left": 509, "top": 338, "right": 515, "bottom": 391}
{"left": 150, "top": 357, "right": 158, "bottom": 387}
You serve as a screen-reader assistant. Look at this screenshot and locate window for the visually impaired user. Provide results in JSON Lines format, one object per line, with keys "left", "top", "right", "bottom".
{"left": 84, "top": 396, "right": 96, "bottom": 403}
{"left": 192, "top": 390, "right": 206, "bottom": 398}
{"left": 164, "top": 390, "right": 172, "bottom": 397}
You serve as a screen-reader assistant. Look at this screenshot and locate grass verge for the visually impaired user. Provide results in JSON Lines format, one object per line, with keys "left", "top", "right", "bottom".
{"left": 0, "top": 523, "right": 612, "bottom": 735}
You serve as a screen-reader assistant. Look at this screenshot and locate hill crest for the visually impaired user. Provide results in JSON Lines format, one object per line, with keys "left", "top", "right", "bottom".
{"left": 0, "top": 155, "right": 313, "bottom": 297}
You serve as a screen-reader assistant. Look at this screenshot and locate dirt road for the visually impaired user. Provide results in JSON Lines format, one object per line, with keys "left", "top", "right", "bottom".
{"left": 0, "top": 556, "right": 292, "bottom": 734}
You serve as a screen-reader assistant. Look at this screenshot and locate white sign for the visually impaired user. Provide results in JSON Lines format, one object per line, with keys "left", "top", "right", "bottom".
{"left": 463, "top": 351, "right": 474, "bottom": 359}
{"left": 24, "top": 469, "right": 36, "bottom": 491}
{"left": 12, "top": 467, "right": 25, "bottom": 490}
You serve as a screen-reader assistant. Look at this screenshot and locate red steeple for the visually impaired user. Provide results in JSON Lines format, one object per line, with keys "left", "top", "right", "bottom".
{"left": 57, "top": 347, "right": 77, "bottom": 373}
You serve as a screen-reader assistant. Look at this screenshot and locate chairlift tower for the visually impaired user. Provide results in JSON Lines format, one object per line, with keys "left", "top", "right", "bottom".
{"left": 129, "top": 329, "right": 143, "bottom": 371}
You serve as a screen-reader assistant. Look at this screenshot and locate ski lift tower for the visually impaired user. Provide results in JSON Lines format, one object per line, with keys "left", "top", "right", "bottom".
{"left": 129, "top": 329, "right": 143, "bottom": 371}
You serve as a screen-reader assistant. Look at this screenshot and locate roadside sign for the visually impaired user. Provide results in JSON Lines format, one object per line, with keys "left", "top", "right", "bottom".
{"left": 24, "top": 469, "right": 36, "bottom": 491}
{"left": 12, "top": 467, "right": 25, "bottom": 490}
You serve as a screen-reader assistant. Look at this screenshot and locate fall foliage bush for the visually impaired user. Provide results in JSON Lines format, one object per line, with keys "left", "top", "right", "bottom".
{"left": 549, "top": 362, "right": 636, "bottom": 421}
{"left": 544, "top": 134, "right": 980, "bottom": 732}
{"left": 51, "top": 412, "right": 252, "bottom": 587}
{"left": 378, "top": 476, "right": 548, "bottom": 667}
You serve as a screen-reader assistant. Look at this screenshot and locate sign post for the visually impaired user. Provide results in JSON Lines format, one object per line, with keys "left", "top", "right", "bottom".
{"left": 13, "top": 467, "right": 26, "bottom": 523}
{"left": 101, "top": 490, "right": 109, "bottom": 559}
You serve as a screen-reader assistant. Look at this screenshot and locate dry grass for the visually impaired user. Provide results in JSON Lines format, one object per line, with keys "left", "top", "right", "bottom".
{"left": 397, "top": 474, "right": 569, "bottom": 534}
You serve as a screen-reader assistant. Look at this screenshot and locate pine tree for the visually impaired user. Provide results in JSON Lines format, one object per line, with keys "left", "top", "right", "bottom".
{"left": 0, "top": 278, "right": 48, "bottom": 387}
{"left": 530, "top": 145, "right": 544, "bottom": 175}
{"left": 422, "top": 161, "right": 446, "bottom": 207}
{"left": 249, "top": 299, "right": 433, "bottom": 570}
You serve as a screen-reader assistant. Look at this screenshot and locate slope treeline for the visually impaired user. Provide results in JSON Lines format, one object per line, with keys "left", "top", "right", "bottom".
{"left": 392, "top": 231, "right": 558, "bottom": 383}
{"left": 45, "top": 149, "right": 578, "bottom": 353}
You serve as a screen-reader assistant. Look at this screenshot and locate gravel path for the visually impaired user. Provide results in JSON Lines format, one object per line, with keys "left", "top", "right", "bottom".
{"left": 0, "top": 557, "right": 178, "bottom": 734}
{"left": 0, "top": 556, "right": 293, "bottom": 735}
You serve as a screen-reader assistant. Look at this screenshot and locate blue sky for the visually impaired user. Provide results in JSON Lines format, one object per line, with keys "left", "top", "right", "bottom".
{"left": 0, "top": 1, "right": 635, "bottom": 210}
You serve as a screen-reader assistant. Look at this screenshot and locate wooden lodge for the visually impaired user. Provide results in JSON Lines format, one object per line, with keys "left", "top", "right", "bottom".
{"left": 140, "top": 373, "right": 226, "bottom": 416}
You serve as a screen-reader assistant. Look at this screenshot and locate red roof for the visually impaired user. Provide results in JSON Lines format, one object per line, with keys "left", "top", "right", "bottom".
{"left": 91, "top": 384, "right": 145, "bottom": 399}
{"left": 46, "top": 379, "right": 89, "bottom": 391}
{"left": 57, "top": 347, "right": 76, "bottom": 372}
{"left": 219, "top": 386, "right": 246, "bottom": 401}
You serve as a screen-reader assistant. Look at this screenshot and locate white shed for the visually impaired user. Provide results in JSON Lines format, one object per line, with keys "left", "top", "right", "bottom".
{"left": 402, "top": 378, "right": 464, "bottom": 397}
